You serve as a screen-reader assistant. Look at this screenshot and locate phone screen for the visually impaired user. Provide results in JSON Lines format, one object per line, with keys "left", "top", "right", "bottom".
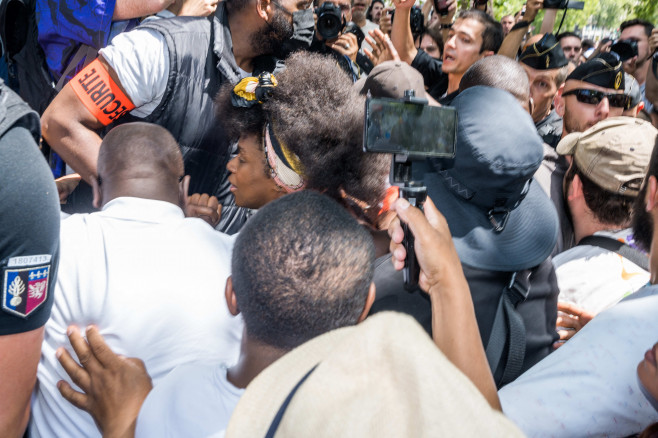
{"left": 364, "top": 98, "right": 457, "bottom": 157}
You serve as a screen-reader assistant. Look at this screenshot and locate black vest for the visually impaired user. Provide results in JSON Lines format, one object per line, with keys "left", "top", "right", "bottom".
{"left": 123, "top": 5, "right": 280, "bottom": 233}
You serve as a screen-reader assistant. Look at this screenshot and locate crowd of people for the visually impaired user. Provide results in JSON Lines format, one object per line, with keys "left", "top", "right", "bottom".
{"left": 1, "top": 0, "right": 658, "bottom": 436}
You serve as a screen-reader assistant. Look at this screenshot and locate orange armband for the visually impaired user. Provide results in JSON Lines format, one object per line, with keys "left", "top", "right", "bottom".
{"left": 70, "top": 59, "right": 136, "bottom": 125}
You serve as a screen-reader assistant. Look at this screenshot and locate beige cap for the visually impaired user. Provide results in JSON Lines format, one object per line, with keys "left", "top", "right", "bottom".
{"left": 354, "top": 61, "right": 427, "bottom": 100}
{"left": 225, "top": 312, "right": 524, "bottom": 438}
{"left": 556, "top": 116, "right": 657, "bottom": 197}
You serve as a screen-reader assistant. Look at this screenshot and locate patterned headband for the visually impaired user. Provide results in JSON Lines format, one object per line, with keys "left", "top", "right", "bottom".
{"left": 263, "top": 123, "right": 305, "bottom": 193}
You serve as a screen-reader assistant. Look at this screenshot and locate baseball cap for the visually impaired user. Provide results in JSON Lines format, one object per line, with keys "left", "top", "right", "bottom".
{"left": 556, "top": 116, "right": 657, "bottom": 197}
{"left": 355, "top": 61, "right": 427, "bottom": 99}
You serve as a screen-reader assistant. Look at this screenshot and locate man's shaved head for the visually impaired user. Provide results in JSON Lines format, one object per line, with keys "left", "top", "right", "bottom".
{"left": 95, "top": 122, "right": 184, "bottom": 207}
{"left": 98, "top": 122, "right": 183, "bottom": 181}
{"left": 460, "top": 55, "right": 530, "bottom": 110}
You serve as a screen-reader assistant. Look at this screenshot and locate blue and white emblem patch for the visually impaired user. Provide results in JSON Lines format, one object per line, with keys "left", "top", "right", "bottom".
{"left": 2, "top": 255, "right": 52, "bottom": 318}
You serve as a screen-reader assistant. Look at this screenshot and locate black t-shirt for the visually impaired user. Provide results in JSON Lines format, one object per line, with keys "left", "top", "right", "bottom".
{"left": 0, "top": 122, "right": 60, "bottom": 335}
{"left": 369, "top": 254, "right": 559, "bottom": 385}
{"left": 410, "top": 49, "right": 449, "bottom": 101}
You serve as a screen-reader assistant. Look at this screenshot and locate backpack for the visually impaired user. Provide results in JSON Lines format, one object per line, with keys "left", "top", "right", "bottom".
{"left": 0, "top": 0, "right": 57, "bottom": 114}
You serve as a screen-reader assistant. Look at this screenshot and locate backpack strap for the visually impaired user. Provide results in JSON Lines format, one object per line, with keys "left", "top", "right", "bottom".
{"left": 55, "top": 44, "right": 98, "bottom": 91}
{"left": 578, "top": 235, "right": 649, "bottom": 271}
{"left": 485, "top": 271, "right": 530, "bottom": 388}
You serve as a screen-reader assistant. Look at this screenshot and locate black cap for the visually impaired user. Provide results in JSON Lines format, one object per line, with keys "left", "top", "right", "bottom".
{"left": 566, "top": 52, "right": 625, "bottom": 90}
{"left": 624, "top": 73, "right": 642, "bottom": 107}
{"left": 519, "top": 34, "right": 568, "bottom": 70}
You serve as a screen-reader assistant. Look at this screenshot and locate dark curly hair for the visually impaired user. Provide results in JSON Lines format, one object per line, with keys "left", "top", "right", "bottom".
{"left": 232, "top": 191, "right": 375, "bottom": 349}
{"left": 215, "top": 52, "right": 390, "bottom": 223}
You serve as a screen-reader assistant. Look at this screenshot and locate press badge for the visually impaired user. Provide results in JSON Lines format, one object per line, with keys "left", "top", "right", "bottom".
{"left": 2, "top": 255, "right": 52, "bottom": 318}
{"left": 70, "top": 59, "right": 136, "bottom": 125}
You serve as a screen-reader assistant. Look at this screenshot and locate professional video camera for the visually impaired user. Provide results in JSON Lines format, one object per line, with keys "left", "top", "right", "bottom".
{"left": 316, "top": 2, "right": 365, "bottom": 49}
{"left": 610, "top": 39, "right": 639, "bottom": 62}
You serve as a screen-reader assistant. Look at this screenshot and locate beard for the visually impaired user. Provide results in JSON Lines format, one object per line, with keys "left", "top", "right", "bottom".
{"left": 251, "top": 8, "right": 294, "bottom": 57}
{"left": 631, "top": 184, "right": 654, "bottom": 253}
{"left": 352, "top": 9, "right": 366, "bottom": 23}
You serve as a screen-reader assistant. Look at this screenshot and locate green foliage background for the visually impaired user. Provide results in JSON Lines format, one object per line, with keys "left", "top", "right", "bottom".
{"left": 417, "top": 0, "right": 658, "bottom": 35}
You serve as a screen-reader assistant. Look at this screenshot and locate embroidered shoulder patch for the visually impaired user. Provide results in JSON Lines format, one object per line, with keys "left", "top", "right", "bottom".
{"left": 2, "top": 255, "right": 52, "bottom": 318}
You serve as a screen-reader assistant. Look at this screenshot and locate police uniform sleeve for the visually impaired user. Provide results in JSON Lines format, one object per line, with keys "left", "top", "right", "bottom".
{"left": 0, "top": 125, "right": 60, "bottom": 335}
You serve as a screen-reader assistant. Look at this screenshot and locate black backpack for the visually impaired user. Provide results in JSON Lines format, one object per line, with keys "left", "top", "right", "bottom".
{"left": 0, "top": 0, "right": 57, "bottom": 114}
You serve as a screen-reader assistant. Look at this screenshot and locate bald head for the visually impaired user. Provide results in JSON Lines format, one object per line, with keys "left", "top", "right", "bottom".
{"left": 460, "top": 55, "right": 531, "bottom": 111}
{"left": 95, "top": 122, "right": 184, "bottom": 207}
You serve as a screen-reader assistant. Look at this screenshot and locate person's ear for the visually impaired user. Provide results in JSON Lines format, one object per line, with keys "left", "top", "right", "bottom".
{"left": 91, "top": 176, "right": 102, "bottom": 209}
{"left": 567, "top": 173, "right": 583, "bottom": 202}
{"left": 555, "top": 83, "right": 566, "bottom": 117}
{"left": 356, "top": 282, "right": 376, "bottom": 323}
{"left": 646, "top": 175, "right": 658, "bottom": 213}
{"left": 256, "top": 0, "right": 272, "bottom": 21}
{"left": 179, "top": 175, "right": 191, "bottom": 209}
{"left": 225, "top": 276, "right": 240, "bottom": 316}
{"left": 528, "top": 96, "right": 535, "bottom": 116}
{"left": 480, "top": 50, "right": 494, "bottom": 59}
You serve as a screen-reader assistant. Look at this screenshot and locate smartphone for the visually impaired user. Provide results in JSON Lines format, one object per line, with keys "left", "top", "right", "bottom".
{"left": 434, "top": 0, "right": 449, "bottom": 15}
{"left": 363, "top": 97, "right": 457, "bottom": 158}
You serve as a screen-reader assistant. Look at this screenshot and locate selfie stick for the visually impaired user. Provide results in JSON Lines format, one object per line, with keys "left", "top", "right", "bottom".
{"left": 395, "top": 90, "right": 428, "bottom": 291}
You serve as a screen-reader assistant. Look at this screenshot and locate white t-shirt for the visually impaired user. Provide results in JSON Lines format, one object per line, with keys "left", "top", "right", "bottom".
{"left": 30, "top": 197, "right": 243, "bottom": 438}
{"left": 499, "top": 285, "right": 658, "bottom": 437}
{"left": 99, "top": 29, "right": 170, "bottom": 118}
{"left": 136, "top": 363, "right": 244, "bottom": 437}
{"left": 359, "top": 20, "right": 379, "bottom": 54}
{"left": 553, "top": 229, "right": 649, "bottom": 314}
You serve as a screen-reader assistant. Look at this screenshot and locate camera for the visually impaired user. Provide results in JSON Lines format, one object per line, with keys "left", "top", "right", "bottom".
{"left": 610, "top": 39, "right": 639, "bottom": 62}
{"left": 543, "top": 0, "right": 585, "bottom": 9}
{"left": 315, "top": 2, "right": 364, "bottom": 49}
{"left": 390, "top": 6, "right": 425, "bottom": 40}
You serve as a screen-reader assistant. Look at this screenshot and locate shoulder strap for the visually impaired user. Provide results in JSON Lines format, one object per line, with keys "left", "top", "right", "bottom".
{"left": 485, "top": 271, "right": 530, "bottom": 388}
{"left": 578, "top": 235, "right": 649, "bottom": 271}
{"left": 55, "top": 44, "right": 98, "bottom": 91}
{"left": 264, "top": 364, "right": 319, "bottom": 438}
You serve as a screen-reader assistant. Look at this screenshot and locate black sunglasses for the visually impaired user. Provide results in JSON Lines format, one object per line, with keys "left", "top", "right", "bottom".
{"left": 562, "top": 89, "right": 631, "bottom": 109}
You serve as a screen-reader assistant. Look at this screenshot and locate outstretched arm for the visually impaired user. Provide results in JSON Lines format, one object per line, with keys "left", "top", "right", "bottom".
{"left": 56, "top": 326, "right": 153, "bottom": 438}
{"left": 390, "top": 0, "right": 417, "bottom": 64}
{"left": 388, "top": 197, "right": 501, "bottom": 411}
{"left": 498, "top": 0, "right": 543, "bottom": 59}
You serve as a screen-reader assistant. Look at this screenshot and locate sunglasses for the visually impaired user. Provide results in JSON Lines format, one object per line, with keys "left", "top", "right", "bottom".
{"left": 562, "top": 89, "right": 631, "bottom": 109}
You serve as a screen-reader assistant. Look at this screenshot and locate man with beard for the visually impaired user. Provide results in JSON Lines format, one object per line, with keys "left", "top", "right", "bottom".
{"left": 619, "top": 19, "right": 655, "bottom": 114}
{"left": 518, "top": 33, "right": 570, "bottom": 148}
{"left": 554, "top": 53, "right": 628, "bottom": 137}
{"left": 552, "top": 117, "right": 654, "bottom": 323}
{"left": 40, "top": 0, "right": 315, "bottom": 233}
{"left": 538, "top": 53, "right": 628, "bottom": 254}
{"left": 557, "top": 32, "right": 582, "bottom": 65}
{"left": 498, "top": 131, "right": 658, "bottom": 438}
